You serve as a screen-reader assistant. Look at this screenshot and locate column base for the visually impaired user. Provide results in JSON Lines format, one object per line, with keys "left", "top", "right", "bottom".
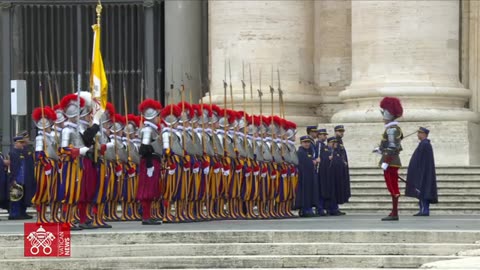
{"left": 318, "top": 121, "right": 480, "bottom": 167}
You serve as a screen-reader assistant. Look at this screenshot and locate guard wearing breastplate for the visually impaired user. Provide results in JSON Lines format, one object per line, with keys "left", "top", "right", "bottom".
{"left": 136, "top": 99, "right": 163, "bottom": 225}
{"left": 376, "top": 97, "right": 404, "bottom": 221}
{"left": 122, "top": 114, "right": 141, "bottom": 221}
{"left": 159, "top": 104, "right": 183, "bottom": 223}
{"left": 107, "top": 114, "right": 128, "bottom": 222}
{"left": 31, "top": 106, "right": 57, "bottom": 224}
{"left": 284, "top": 120, "right": 298, "bottom": 217}
{"left": 50, "top": 104, "right": 67, "bottom": 222}
{"left": 192, "top": 104, "right": 210, "bottom": 220}
{"left": 92, "top": 102, "right": 115, "bottom": 228}
{"left": 225, "top": 109, "right": 243, "bottom": 219}
{"left": 177, "top": 102, "right": 201, "bottom": 221}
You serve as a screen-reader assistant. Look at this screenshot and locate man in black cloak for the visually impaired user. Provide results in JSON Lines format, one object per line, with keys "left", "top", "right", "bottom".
{"left": 405, "top": 127, "right": 437, "bottom": 216}
{"left": 315, "top": 129, "right": 329, "bottom": 216}
{"left": 0, "top": 152, "right": 9, "bottom": 209}
{"left": 294, "top": 135, "right": 319, "bottom": 217}
{"left": 334, "top": 125, "right": 350, "bottom": 208}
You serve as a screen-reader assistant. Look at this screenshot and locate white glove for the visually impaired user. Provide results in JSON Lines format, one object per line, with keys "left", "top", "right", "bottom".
{"left": 222, "top": 169, "right": 230, "bottom": 176}
{"left": 147, "top": 167, "right": 154, "bottom": 177}
{"left": 93, "top": 109, "right": 105, "bottom": 125}
{"left": 106, "top": 142, "right": 115, "bottom": 149}
{"left": 183, "top": 167, "right": 190, "bottom": 172}
{"left": 245, "top": 172, "right": 251, "bottom": 177}
{"left": 168, "top": 169, "right": 176, "bottom": 175}
{"left": 261, "top": 172, "right": 267, "bottom": 178}
{"left": 281, "top": 173, "right": 287, "bottom": 178}
{"left": 203, "top": 167, "right": 210, "bottom": 175}
{"left": 381, "top": 162, "right": 389, "bottom": 171}
{"left": 45, "top": 169, "right": 52, "bottom": 176}
{"left": 213, "top": 168, "right": 220, "bottom": 174}
{"left": 373, "top": 147, "right": 382, "bottom": 155}
{"left": 235, "top": 168, "right": 242, "bottom": 174}
{"left": 193, "top": 167, "right": 200, "bottom": 174}
{"left": 79, "top": 147, "right": 90, "bottom": 156}
{"left": 253, "top": 171, "right": 260, "bottom": 176}
{"left": 271, "top": 174, "right": 277, "bottom": 180}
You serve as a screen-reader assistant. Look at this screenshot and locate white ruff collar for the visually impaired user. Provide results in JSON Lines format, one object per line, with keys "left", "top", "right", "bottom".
{"left": 385, "top": 121, "right": 399, "bottom": 128}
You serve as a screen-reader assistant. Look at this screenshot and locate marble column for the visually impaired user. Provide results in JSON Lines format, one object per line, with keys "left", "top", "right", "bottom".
{"left": 331, "top": 0, "right": 479, "bottom": 123}
{"left": 164, "top": 0, "right": 203, "bottom": 104}
{"left": 313, "top": 0, "right": 351, "bottom": 122}
{"left": 208, "top": 0, "right": 320, "bottom": 126}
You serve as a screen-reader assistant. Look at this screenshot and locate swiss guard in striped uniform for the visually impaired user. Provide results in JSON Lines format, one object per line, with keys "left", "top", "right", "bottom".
{"left": 192, "top": 104, "right": 210, "bottom": 220}
{"left": 211, "top": 104, "right": 229, "bottom": 219}
{"left": 50, "top": 104, "right": 67, "bottom": 222}
{"left": 92, "top": 102, "right": 116, "bottom": 228}
{"left": 107, "top": 114, "right": 129, "bottom": 221}
{"left": 31, "top": 106, "right": 58, "bottom": 224}
{"left": 122, "top": 114, "right": 142, "bottom": 220}
{"left": 283, "top": 120, "right": 298, "bottom": 217}
{"left": 136, "top": 99, "right": 163, "bottom": 225}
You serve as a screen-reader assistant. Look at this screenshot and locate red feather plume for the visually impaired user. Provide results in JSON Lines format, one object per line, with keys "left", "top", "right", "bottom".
{"left": 380, "top": 97, "right": 403, "bottom": 118}
{"left": 138, "top": 99, "right": 162, "bottom": 113}
{"left": 210, "top": 104, "right": 223, "bottom": 117}
{"left": 113, "top": 114, "right": 126, "bottom": 125}
{"left": 32, "top": 106, "right": 57, "bottom": 122}
{"left": 106, "top": 102, "right": 116, "bottom": 117}
{"left": 53, "top": 104, "right": 62, "bottom": 112}
{"left": 273, "top": 116, "right": 283, "bottom": 126}
{"left": 177, "top": 101, "right": 195, "bottom": 119}
{"left": 261, "top": 115, "right": 271, "bottom": 126}
{"left": 127, "top": 114, "right": 140, "bottom": 127}
{"left": 60, "top": 94, "right": 85, "bottom": 110}
{"left": 160, "top": 104, "right": 182, "bottom": 118}
{"left": 253, "top": 115, "right": 261, "bottom": 126}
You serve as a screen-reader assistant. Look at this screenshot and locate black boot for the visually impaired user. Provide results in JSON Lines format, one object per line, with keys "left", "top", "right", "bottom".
{"left": 142, "top": 218, "right": 163, "bottom": 225}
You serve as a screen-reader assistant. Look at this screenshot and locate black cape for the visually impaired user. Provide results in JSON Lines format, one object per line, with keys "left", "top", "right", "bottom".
{"left": 294, "top": 146, "right": 320, "bottom": 210}
{"left": 405, "top": 139, "right": 438, "bottom": 203}
{"left": 336, "top": 138, "right": 351, "bottom": 201}
{"left": 0, "top": 154, "right": 8, "bottom": 209}
{"left": 329, "top": 146, "right": 349, "bottom": 204}
{"left": 23, "top": 146, "right": 36, "bottom": 207}
{"left": 317, "top": 142, "right": 334, "bottom": 200}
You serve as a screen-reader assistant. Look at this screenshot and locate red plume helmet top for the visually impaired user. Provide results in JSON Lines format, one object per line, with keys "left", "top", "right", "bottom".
{"left": 380, "top": 97, "right": 403, "bottom": 118}
{"left": 288, "top": 121, "right": 297, "bottom": 130}
{"left": 210, "top": 104, "right": 223, "bottom": 117}
{"left": 272, "top": 115, "right": 283, "bottom": 127}
{"left": 32, "top": 106, "right": 57, "bottom": 122}
{"left": 177, "top": 101, "right": 195, "bottom": 119}
{"left": 191, "top": 104, "right": 201, "bottom": 116}
{"left": 226, "top": 109, "right": 238, "bottom": 124}
{"left": 160, "top": 104, "right": 182, "bottom": 118}
{"left": 199, "top": 104, "right": 213, "bottom": 117}
{"left": 60, "top": 94, "right": 85, "bottom": 110}
{"left": 261, "top": 115, "right": 271, "bottom": 126}
{"left": 113, "top": 114, "right": 126, "bottom": 125}
{"left": 252, "top": 115, "right": 261, "bottom": 126}
{"left": 106, "top": 102, "right": 116, "bottom": 117}
{"left": 53, "top": 104, "right": 63, "bottom": 112}
{"left": 127, "top": 114, "right": 140, "bottom": 127}
{"left": 138, "top": 99, "right": 162, "bottom": 113}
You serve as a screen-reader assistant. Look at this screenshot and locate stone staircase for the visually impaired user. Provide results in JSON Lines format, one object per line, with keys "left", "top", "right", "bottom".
{"left": 0, "top": 230, "right": 478, "bottom": 269}
{"left": 343, "top": 167, "right": 480, "bottom": 215}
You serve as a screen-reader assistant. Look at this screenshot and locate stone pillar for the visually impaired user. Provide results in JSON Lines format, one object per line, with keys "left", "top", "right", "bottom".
{"left": 332, "top": 0, "right": 478, "bottom": 123}
{"left": 164, "top": 0, "right": 203, "bottom": 104}
{"left": 0, "top": 2, "right": 11, "bottom": 154}
{"left": 313, "top": 0, "right": 351, "bottom": 122}
{"left": 144, "top": 0, "right": 156, "bottom": 99}
{"left": 208, "top": 0, "right": 320, "bottom": 126}
{"left": 326, "top": 0, "right": 480, "bottom": 167}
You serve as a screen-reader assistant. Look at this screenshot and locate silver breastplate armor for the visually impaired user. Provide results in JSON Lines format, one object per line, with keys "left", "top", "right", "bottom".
{"left": 254, "top": 140, "right": 265, "bottom": 162}
{"left": 261, "top": 141, "right": 273, "bottom": 161}
{"left": 183, "top": 130, "right": 201, "bottom": 156}
{"left": 220, "top": 133, "right": 236, "bottom": 159}
{"left": 271, "top": 141, "right": 283, "bottom": 164}
{"left": 140, "top": 126, "right": 162, "bottom": 155}
{"left": 242, "top": 137, "right": 254, "bottom": 159}
{"left": 281, "top": 142, "right": 292, "bottom": 164}
{"left": 287, "top": 143, "right": 299, "bottom": 165}
{"left": 126, "top": 140, "right": 140, "bottom": 164}
{"left": 36, "top": 133, "right": 59, "bottom": 161}
{"left": 234, "top": 135, "right": 248, "bottom": 158}
{"left": 203, "top": 133, "right": 216, "bottom": 157}
{"left": 212, "top": 132, "right": 224, "bottom": 156}
{"left": 61, "top": 126, "right": 85, "bottom": 149}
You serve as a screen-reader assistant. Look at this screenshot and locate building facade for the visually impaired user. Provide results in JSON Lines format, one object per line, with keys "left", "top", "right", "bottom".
{"left": 1, "top": 0, "right": 479, "bottom": 167}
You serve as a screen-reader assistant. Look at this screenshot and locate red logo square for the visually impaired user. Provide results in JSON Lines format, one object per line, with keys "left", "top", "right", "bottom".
{"left": 24, "top": 223, "right": 71, "bottom": 257}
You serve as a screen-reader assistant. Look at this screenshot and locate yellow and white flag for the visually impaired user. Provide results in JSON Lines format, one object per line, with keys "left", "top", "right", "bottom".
{"left": 90, "top": 23, "right": 108, "bottom": 110}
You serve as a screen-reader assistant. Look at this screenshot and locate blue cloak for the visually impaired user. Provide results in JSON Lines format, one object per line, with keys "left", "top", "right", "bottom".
{"left": 405, "top": 139, "right": 438, "bottom": 203}
{"left": 23, "top": 146, "right": 36, "bottom": 207}
{"left": 0, "top": 153, "right": 8, "bottom": 209}
{"left": 294, "top": 146, "right": 320, "bottom": 210}
{"left": 317, "top": 141, "right": 334, "bottom": 200}
{"left": 333, "top": 138, "right": 350, "bottom": 204}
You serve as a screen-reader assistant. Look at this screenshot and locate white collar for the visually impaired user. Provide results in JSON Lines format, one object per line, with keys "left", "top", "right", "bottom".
{"left": 265, "top": 137, "right": 273, "bottom": 141}
{"left": 385, "top": 121, "right": 399, "bottom": 128}
{"left": 56, "top": 127, "right": 63, "bottom": 132}
{"left": 64, "top": 121, "right": 78, "bottom": 129}
{"left": 79, "top": 119, "right": 89, "bottom": 126}
{"left": 216, "top": 129, "right": 225, "bottom": 135}
{"left": 288, "top": 140, "right": 295, "bottom": 145}
{"left": 144, "top": 121, "right": 158, "bottom": 130}
{"left": 132, "top": 138, "right": 141, "bottom": 143}
{"left": 205, "top": 128, "right": 212, "bottom": 134}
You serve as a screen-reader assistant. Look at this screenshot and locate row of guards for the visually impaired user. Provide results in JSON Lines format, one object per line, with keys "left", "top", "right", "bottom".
{"left": 17, "top": 1, "right": 302, "bottom": 229}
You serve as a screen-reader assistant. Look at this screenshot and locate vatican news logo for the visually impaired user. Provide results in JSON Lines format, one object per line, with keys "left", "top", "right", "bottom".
{"left": 24, "top": 223, "right": 71, "bottom": 257}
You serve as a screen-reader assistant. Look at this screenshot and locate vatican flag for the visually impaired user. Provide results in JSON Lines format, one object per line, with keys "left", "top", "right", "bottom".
{"left": 90, "top": 23, "right": 108, "bottom": 110}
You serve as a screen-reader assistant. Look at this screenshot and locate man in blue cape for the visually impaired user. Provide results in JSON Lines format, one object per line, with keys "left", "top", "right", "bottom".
{"left": 294, "top": 135, "right": 319, "bottom": 217}
{"left": 405, "top": 127, "right": 438, "bottom": 216}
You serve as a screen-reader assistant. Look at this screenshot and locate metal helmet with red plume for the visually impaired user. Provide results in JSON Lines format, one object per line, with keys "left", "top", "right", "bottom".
{"left": 380, "top": 97, "right": 403, "bottom": 121}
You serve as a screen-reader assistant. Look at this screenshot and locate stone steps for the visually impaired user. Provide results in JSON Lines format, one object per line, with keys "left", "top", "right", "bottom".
{"left": 0, "top": 230, "right": 477, "bottom": 269}
{"left": 349, "top": 167, "right": 480, "bottom": 175}
{"left": 0, "top": 255, "right": 466, "bottom": 270}
{"left": 3, "top": 243, "right": 477, "bottom": 258}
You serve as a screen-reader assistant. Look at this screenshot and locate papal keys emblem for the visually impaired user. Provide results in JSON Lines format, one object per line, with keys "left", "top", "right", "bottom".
{"left": 26, "top": 225, "right": 56, "bottom": 255}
